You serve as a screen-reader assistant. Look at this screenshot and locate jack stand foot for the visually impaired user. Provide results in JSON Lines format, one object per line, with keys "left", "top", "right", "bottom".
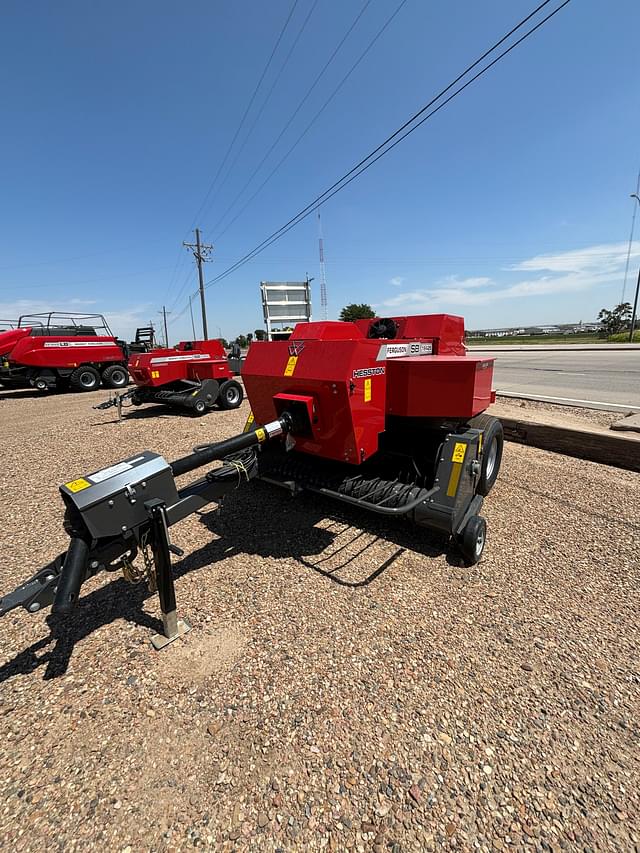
{"left": 150, "top": 616, "right": 192, "bottom": 651}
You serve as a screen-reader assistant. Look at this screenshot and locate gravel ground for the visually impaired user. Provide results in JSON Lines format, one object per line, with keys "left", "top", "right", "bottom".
{"left": 0, "top": 387, "right": 639, "bottom": 852}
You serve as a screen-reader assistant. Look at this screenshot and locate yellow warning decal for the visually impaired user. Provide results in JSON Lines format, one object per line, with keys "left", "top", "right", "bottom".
{"left": 364, "top": 378, "right": 372, "bottom": 402}
{"left": 452, "top": 442, "right": 467, "bottom": 463}
{"left": 243, "top": 410, "right": 255, "bottom": 433}
{"left": 478, "top": 432, "right": 483, "bottom": 455}
{"left": 284, "top": 355, "right": 298, "bottom": 376}
{"left": 65, "top": 478, "right": 91, "bottom": 493}
{"left": 151, "top": 370, "right": 160, "bottom": 378}
{"left": 255, "top": 428, "right": 266, "bottom": 443}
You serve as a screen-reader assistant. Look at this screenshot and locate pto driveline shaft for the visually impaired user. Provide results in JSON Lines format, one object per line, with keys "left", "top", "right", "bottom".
{"left": 170, "top": 415, "right": 290, "bottom": 478}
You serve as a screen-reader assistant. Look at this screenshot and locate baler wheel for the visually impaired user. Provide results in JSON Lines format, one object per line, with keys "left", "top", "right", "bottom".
{"left": 458, "top": 515, "right": 487, "bottom": 566}
{"left": 218, "top": 379, "right": 244, "bottom": 410}
{"left": 469, "top": 414, "right": 503, "bottom": 496}
{"left": 102, "top": 364, "right": 129, "bottom": 389}
{"left": 69, "top": 365, "right": 100, "bottom": 392}
{"left": 194, "top": 399, "right": 208, "bottom": 416}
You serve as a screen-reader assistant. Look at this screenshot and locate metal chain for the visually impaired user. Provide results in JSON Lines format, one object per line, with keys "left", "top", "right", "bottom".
{"left": 121, "top": 531, "right": 157, "bottom": 592}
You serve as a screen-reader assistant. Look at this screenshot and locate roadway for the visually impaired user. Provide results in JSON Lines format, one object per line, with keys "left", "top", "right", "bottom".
{"left": 467, "top": 347, "right": 640, "bottom": 410}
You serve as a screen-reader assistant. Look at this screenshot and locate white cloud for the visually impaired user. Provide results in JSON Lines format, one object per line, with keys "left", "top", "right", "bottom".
{"left": 376, "top": 241, "right": 639, "bottom": 314}
{"left": 0, "top": 298, "right": 152, "bottom": 341}
{"left": 389, "top": 276, "right": 404, "bottom": 287}
{"left": 506, "top": 242, "right": 639, "bottom": 274}
{"left": 438, "top": 275, "right": 493, "bottom": 289}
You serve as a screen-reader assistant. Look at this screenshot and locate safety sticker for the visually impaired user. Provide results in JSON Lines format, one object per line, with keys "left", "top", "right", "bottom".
{"left": 151, "top": 370, "right": 160, "bottom": 378}
{"left": 452, "top": 442, "right": 467, "bottom": 463}
{"left": 65, "top": 478, "right": 91, "bottom": 493}
{"left": 284, "top": 355, "right": 298, "bottom": 376}
{"left": 89, "top": 460, "right": 133, "bottom": 484}
{"left": 255, "top": 428, "right": 267, "bottom": 443}
{"left": 364, "top": 378, "right": 372, "bottom": 402}
{"left": 243, "top": 411, "right": 255, "bottom": 433}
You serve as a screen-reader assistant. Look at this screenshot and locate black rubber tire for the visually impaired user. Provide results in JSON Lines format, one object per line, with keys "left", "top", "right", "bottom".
{"left": 218, "top": 379, "right": 244, "bottom": 410}
{"left": 69, "top": 365, "right": 101, "bottom": 392}
{"left": 101, "top": 364, "right": 129, "bottom": 389}
{"left": 458, "top": 515, "right": 487, "bottom": 566}
{"left": 469, "top": 413, "right": 503, "bottom": 496}
{"left": 33, "top": 377, "right": 49, "bottom": 392}
{"left": 193, "top": 398, "right": 208, "bottom": 416}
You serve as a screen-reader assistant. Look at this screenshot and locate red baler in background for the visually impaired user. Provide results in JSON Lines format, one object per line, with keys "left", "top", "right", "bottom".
{"left": 0, "top": 313, "right": 153, "bottom": 392}
{"left": 126, "top": 339, "right": 243, "bottom": 414}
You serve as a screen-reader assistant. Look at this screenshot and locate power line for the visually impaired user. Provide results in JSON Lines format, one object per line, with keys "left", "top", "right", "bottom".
{"left": 208, "top": 0, "right": 374, "bottom": 238}
{"left": 200, "top": 0, "right": 320, "bottom": 228}
{"left": 189, "top": 0, "right": 300, "bottom": 232}
{"left": 163, "top": 0, "right": 298, "bottom": 308}
{"left": 214, "top": 0, "right": 409, "bottom": 243}
{"left": 201, "top": 0, "right": 570, "bottom": 292}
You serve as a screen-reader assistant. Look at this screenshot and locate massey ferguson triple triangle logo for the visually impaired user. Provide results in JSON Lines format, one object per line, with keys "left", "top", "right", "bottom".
{"left": 288, "top": 340, "right": 306, "bottom": 356}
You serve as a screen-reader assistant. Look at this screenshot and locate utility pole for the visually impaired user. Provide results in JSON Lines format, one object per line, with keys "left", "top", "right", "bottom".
{"left": 629, "top": 193, "right": 640, "bottom": 343}
{"left": 158, "top": 306, "right": 171, "bottom": 347}
{"left": 188, "top": 295, "right": 197, "bottom": 340}
{"left": 183, "top": 228, "right": 213, "bottom": 339}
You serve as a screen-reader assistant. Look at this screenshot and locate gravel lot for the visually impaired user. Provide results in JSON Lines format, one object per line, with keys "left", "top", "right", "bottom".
{"left": 0, "top": 387, "right": 638, "bottom": 852}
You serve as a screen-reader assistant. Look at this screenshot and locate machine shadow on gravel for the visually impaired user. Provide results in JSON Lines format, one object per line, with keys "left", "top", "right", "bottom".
{"left": 0, "top": 485, "right": 455, "bottom": 683}
{"left": 197, "top": 481, "right": 455, "bottom": 584}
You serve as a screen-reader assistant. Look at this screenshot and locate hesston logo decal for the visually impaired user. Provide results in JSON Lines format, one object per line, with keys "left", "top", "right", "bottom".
{"left": 353, "top": 366, "right": 385, "bottom": 379}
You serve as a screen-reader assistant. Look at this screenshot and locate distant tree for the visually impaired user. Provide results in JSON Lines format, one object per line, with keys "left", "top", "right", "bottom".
{"left": 218, "top": 337, "right": 229, "bottom": 348}
{"left": 339, "top": 303, "right": 376, "bottom": 322}
{"left": 597, "top": 303, "right": 631, "bottom": 337}
{"left": 254, "top": 329, "right": 267, "bottom": 341}
{"left": 246, "top": 333, "right": 253, "bottom": 344}
{"left": 235, "top": 334, "right": 248, "bottom": 348}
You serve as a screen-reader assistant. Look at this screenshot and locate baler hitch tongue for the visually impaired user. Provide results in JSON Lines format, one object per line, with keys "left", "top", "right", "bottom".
{"left": 93, "top": 389, "right": 134, "bottom": 411}
{"left": 0, "top": 412, "right": 294, "bottom": 649}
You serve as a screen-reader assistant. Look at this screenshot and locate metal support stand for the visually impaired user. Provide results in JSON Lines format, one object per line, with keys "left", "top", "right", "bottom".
{"left": 147, "top": 501, "right": 191, "bottom": 650}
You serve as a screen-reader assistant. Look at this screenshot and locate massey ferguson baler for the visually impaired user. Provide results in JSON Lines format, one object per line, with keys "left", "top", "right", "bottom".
{"left": 0, "top": 312, "right": 131, "bottom": 392}
{"left": 118, "top": 339, "right": 244, "bottom": 414}
{"left": 0, "top": 314, "right": 503, "bottom": 652}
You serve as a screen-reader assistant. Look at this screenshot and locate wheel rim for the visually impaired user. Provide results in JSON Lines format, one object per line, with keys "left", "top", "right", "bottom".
{"left": 79, "top": 371, "right": 96, "bottom": 388}
{"left": 475, "top": 526, "right": 485, "bottom": 557}
{"left": 485, "top": 437, "right": 498, "bottom": 480}
{"left": 195, "top": 401, "right": 206, "bottom": 412}
{"left": 225, "top": 386, "right": 240, "bottom": 405}
{"left": 111, "top": 368, "right": 127, "bottom": 385}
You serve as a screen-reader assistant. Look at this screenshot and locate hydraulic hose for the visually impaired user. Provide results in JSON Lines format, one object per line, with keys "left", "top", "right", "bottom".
{"left": 52, "top": 536, "right": 90, "bottom": 614}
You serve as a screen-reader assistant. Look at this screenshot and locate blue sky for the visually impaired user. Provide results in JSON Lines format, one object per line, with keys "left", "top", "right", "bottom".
{"left": 1, "top": 0, "right": 639, "bottom": 342}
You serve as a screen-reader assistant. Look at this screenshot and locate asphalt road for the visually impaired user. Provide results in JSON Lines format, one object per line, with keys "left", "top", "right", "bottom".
{"left": 470, "top": 348, "right": 640, "bottom": 409}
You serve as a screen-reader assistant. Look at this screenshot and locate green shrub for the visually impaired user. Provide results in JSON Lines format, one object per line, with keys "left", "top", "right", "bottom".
{"left": 608, "top": 331, "right": 640, "bottom": 342}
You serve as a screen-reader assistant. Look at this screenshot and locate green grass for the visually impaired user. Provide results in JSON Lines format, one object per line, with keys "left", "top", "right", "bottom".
{"left": 608, "top": 330, "right": 640, "bottom": 343}
{"left": 466, "top": 333, "right": 605, "bottom": 346}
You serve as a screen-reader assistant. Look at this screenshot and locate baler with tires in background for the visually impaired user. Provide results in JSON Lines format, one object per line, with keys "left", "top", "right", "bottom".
{"left": 123, "top": 338, "right": 244, "bottom": 415}
{"left": 0, "top": 313, "right": 503, "bottom": 651}
{"left": 0, "top": 312, "right": 153, "bottom": 392}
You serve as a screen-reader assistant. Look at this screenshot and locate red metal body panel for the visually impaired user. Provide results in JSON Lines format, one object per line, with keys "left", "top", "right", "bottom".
{"left": 129, "top": 340, "right": 232, "bottom": 388}
{"left": 243, "top": 315, "right": 495, "bottom": 465}
{"left": 2, "top": 328, "right": 124, "bottom": 369}
{"left": 243, "top": 338, "right": 387, "bottom": 463}
{"left": 385, "top": 356, "right": 494, "bottom": 418}
{"left": 0, "top": 328, "right": 30, "bottom": 357}
{"left": 353, "top": 314, "right": 465, "bottom": 355}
